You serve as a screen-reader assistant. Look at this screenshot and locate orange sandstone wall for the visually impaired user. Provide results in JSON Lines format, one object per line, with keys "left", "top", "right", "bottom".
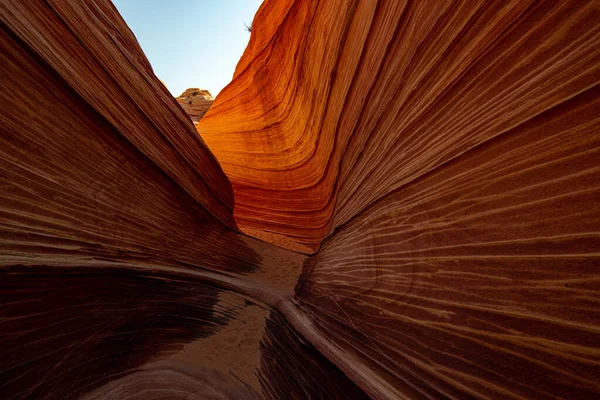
{"left": 297, "top": 86, "right": 600, "bottom": 398}
{"left": 199, "top": 0, "right": 600, "bottom": 397}
{"left": 199, "top": 0, "right": 600, "bottom": 254}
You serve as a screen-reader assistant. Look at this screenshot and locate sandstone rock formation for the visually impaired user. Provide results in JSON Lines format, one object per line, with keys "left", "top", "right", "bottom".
{"left": 176, "top": 88, "right": 214, "bottom": 124}
{"left": 1, "top": 0, "right": 599, "bottom": 399}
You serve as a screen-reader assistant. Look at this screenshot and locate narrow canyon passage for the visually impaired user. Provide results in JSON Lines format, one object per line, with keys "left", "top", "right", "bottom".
{"left": 1, "top": 0, "right": 599, "bottom": 399}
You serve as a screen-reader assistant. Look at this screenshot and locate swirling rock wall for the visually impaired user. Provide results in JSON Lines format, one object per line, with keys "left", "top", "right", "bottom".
{"left": 202, "top": 0, "right": 600, "bottom": 397}
{"left": 1, "top": 0, "right": 599, "bottom": 399}
{"left": 0, "top": 0, "right": 306, "bottom": 398}
{"left": 199, "top": 0, "right": 600, "bottom": 255}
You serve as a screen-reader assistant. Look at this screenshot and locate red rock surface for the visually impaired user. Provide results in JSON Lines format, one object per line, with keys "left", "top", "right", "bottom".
{"left": 176, "top": 88, "right": 214, "bottom": 125}
{"left": 199, "top": 0, "right": 600, "bottom": 255}
{"left": 1, "top": 0, "right": 600, "bottom": 399}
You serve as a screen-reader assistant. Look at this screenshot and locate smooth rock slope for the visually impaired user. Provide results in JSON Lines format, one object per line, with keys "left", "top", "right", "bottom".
{"left": 1, "top": 0, "right": 599, "bottom": 399}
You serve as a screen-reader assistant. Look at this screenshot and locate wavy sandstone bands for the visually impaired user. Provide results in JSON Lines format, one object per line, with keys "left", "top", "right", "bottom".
{"left": 297, "top": 87, "right": 600, "bottom": 398}
{"left": 0, "top": 0, "right": 305, "bottom": 397}
{"left": 200, "top": 0, "right": 600, "bottom": 397}
{"left": 198, "top": 0, "right": 600, "bottom": 254}
{"left": 1, "top": 0, "right": 600, "bottom": 399}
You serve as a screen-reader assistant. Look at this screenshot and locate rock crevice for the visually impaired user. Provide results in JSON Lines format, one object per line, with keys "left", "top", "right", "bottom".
{"left": 1, "top": 0, "right": 599, "bottom": 399}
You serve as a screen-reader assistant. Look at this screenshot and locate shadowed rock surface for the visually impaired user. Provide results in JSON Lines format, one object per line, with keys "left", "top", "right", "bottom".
{"left": 1, "top": 0, "right": 599, "bottom": 399}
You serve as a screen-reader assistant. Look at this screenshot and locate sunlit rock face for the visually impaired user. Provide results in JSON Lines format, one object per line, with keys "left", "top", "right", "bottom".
{"left": 176, "top": 88, "right": 214, "bottom": 125}
{"left": 198, "top": 0, "right": 600, "bottom": 255}
{"left": 1, "top": 0, "right": 599, "bottom": 399}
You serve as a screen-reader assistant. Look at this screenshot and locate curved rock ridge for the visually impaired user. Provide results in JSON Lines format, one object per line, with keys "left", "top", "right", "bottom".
{"left": 198, "top": 0, "right": 600, "bottom": 254}
{"left": 297, "top": 85, "right": 600, "bottom": 398}
{"left": 176, "top": 88, "right": 215, "bottom": 125}
{"left": 1, "top": 0, "right": 600, "bottom": 399}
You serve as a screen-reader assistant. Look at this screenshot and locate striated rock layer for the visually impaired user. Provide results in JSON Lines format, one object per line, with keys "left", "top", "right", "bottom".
{"left": 0, "top": 0, "right": 305, "bottom": 398}
{"left": 202, "top": 0, "right": 600, "bottom": 397}
{"left": 176, "top": 88, "right": 214, "bottom": 125}
{"left": 1, "top": 0, "right": 600, "bottom": 399}
{"left": 199, "top": 0, "right": 600, "bottom": 255}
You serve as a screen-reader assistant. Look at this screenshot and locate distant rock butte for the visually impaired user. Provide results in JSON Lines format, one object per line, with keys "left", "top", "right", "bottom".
{"left": 176, "top": 88, "right": 214, "bottom": 124}
{"left": 1, "top": 0, "right": 599, "bottom": 399}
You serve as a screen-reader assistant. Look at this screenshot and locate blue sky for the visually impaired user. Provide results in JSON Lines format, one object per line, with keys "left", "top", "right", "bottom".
{"left": 112, "top": 0, "right": 263, "bottom": 97}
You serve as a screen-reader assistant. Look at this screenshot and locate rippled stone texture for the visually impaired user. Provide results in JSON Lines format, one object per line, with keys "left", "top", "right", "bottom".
{"left": 199, "top": 0, "right": 600, "bottom": 255}
{"left": 0, "top": 0, "right": 305, "bottom": 398}
{"left": 1, "top": 0, "right": 599, "bottom": 399}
